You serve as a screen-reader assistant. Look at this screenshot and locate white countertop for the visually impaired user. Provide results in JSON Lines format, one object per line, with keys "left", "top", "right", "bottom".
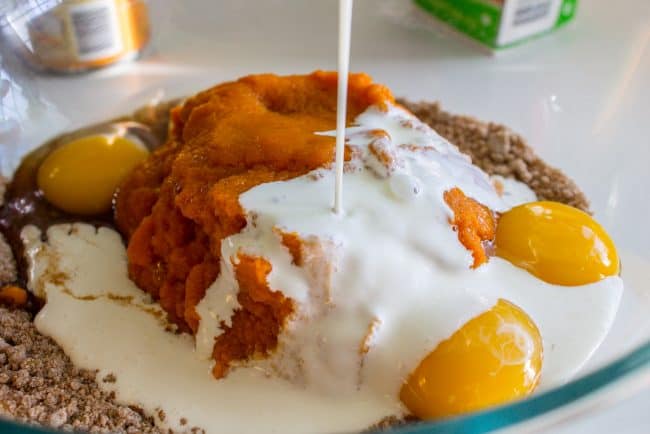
{"left": 5, "top": 0, "right": 650, "bottom": 432}
{"left": 551, "top": 391, "right": 650, "bottom": 434}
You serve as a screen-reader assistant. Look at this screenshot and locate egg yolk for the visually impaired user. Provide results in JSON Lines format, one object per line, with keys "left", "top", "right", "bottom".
{"left": 37, "top": 135, "right": 149, "bottom": 216}
{"left": 400, "top": 299, "right": 542, "bottom": 420}
{"left": 495, "top": 201, "right": 619, "bottom": 286}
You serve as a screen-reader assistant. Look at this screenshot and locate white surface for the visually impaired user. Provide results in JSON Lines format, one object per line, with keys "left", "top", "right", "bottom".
{"left": 550, "top": 389, "right": 650, "bottom": 434}
{"left": 4, "top": 0, "right": 650, "bottom": 432}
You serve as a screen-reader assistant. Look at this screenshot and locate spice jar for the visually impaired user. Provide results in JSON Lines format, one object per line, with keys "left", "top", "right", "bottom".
{"left": 0, "top": 0, "right": 150, "bottom": 73}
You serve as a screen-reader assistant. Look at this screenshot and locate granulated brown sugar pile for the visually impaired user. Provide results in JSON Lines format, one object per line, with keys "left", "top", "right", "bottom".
{"left": 0, "top": 308, "right": 161, "bottom": 433}
{"left": 0, "top": 100, "right": 588, "bottom": 433}
{"left": 398, "top": 100, "right": 589, "bottom": 212}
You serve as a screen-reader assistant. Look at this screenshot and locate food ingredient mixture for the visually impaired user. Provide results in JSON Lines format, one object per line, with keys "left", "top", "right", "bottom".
{"left": 0, "top": 81, "right": 607, "bottom": 432}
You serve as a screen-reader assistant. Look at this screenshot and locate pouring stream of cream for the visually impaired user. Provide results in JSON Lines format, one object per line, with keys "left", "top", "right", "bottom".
{"left": 334, "top": 0, "right": 353, "bottom": 214}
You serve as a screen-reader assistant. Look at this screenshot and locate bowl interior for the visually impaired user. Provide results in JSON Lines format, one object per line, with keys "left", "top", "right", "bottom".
{"left": 1, "top": 0, "right": 649, "bottom": 432}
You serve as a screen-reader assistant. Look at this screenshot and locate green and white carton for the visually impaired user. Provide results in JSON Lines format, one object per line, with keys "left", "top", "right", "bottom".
{"left": 414, "top": 0, "right": 578, "bottom": 49}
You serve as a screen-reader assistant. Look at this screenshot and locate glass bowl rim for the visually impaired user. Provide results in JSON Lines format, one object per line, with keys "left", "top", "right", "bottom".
{"left": 387, "top": 338, "right": 650, "bottom": 434}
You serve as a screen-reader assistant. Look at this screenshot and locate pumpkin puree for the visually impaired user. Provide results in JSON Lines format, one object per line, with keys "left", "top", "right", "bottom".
{"left": 443, "top": 188, "right": 496, "bottom": 268}
{"left": 115, "top": 71, "right": 494, "bottom": 378}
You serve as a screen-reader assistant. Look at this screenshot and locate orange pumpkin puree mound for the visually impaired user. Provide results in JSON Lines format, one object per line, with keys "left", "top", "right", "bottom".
{"left": 114, "top": 71, "right": 391, "bottom": 375}
{"left": 115, "top": 71, "right": 494, "bottom": 378}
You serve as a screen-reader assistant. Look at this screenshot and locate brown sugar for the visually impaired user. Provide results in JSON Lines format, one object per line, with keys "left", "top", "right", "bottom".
{"left": 0, "top": 307, "right": 161, "bottom": 433}
{"left": 398, "top": 100, "right": 589, "bottom": 212}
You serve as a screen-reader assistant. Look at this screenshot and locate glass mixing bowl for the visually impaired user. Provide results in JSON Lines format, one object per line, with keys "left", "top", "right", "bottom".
{"left": 0, "top": 0, "right": 648, "bottom": 433}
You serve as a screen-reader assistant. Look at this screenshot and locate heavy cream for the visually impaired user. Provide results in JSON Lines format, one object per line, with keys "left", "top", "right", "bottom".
{"left": 195, "top": 104, "right": 622, "bottom": 399}
{"left": 22, "top": 224, "right": 397, "bottom": 433}
{"left": 23, "top": 104, "right": 623, "bottom": 433}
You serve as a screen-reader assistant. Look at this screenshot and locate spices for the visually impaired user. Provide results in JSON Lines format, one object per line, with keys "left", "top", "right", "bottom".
{"left": 1, "top": 0, "right": 150, "bottom": 73}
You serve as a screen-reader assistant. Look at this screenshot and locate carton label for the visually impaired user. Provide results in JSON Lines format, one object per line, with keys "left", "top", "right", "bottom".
{"left": 414, "top": 0, "right": 578, "bottom": 49}
{"left": 498, "top": 0, "right": 563, "bottom": 45}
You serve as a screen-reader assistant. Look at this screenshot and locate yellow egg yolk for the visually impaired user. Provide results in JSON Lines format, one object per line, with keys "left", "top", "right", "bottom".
{"left": 400, "top": 299, "right": 542, "bottom": 420}
{"left": 37, "top": 135, "right": 149, "bottom": 216}
{"left": 495, "top": 201, "right": 619, "bottom": 286}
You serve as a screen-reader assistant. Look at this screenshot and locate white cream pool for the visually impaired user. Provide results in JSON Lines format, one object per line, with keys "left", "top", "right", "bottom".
{"left": 21, "top": 104, "right": 623, "bottom": 433}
